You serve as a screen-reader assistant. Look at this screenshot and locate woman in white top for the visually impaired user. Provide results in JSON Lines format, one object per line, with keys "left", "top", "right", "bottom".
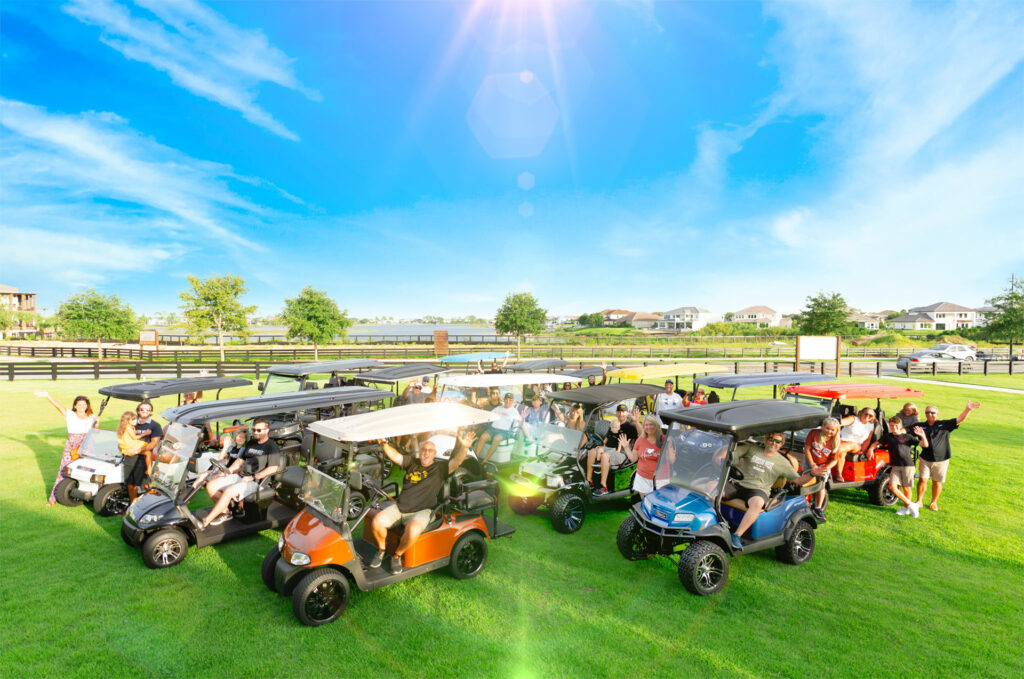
{"left": 835, "top": 407, "right": 877, "bottom": 480}
{"left": 36, "top": 391, "right": 99, "bottom": 506}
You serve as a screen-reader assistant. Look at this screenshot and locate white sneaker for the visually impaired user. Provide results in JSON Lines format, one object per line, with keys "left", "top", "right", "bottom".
{"left": 909, "top": 503, "right": 920, "bottom": 518}
{"left": 896, "top": 505, "right": 910, "bottom": 516}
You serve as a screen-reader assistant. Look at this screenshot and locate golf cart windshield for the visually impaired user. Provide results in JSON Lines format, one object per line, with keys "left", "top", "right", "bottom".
{"left": 149, "top": 423, "right": 200, "bottom": 492}
{"left": 262, "top": 373, "right": 303, "bottom": 395}
{"left": 654, "top": 426, "right": 732, "bottom": 499}
{"left": 300, "top": 467, "right": 348, "bottom": 523}
{"left": 527, "top": 422, "right": 583, "bottom": 456}
{"left": 78, "top": 428, "right": 119, "bottom": 462}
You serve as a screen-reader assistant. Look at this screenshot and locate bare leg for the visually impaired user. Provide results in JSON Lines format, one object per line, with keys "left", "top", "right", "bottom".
{"left": 371, "top": 513, "right": 389, "bottom": 551}
{"left": 201, "top": 485, "right": 242, "bottom": 528}
{"left": 475, "top": 433, "right": 492, "bottom": 456}
{"left": 127, "top": 485, "right": 138, "bottom": 501}
{"left": 395, "top": 519, "right": 425, "bottom": 557}
{"left": 889, "top": 479, "right": 913, "bottom": 506}
{"left": 482, "top": 434, "right": 503, "bottom": 462}
{"left": 586, "top": 450, "right": 597, "bottom": 483}
{"left": 916, "top": 477, "right": 927, "bottom": 505}
{"left": 599, "top": 452, "right": 610, "bottom": 488}
{"left": 734, "top": 496, "right": 765, "bottom": 537}
{"left": 929, "top": 481, "right": 943, "bottom": 510}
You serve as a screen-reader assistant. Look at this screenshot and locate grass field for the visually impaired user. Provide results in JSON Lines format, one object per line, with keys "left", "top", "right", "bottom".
{"left": 1, "top": 377, "right": 1022, "bottom": 679}
{"left": 890, "top": 373, "right": 1024, "bottom": 391}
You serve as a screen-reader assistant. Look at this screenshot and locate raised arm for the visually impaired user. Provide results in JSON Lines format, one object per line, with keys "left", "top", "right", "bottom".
{"left": 956, "top": 401, "right": 980, "bottom": 424}
{"left": 447, "top": 430, "right": 478, "bottom": 473}
{"left": 34, "top": 391, "right": 67, "bottom": 417}
{"left": 912, "top": 425, "right": 929, "bottom": 448}
{"left": 377, "top": 439, "right": 406, "bottom": 466}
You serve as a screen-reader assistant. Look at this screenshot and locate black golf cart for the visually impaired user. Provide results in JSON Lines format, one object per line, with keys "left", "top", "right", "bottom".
{"left": 507, "top": 383, "right": 663, "bottom": 533}
{"left": 258, "top": 359, "right": 383, "bottom": 395}
{"left": 693, "top": 371, "right": 836, "bottom": 401}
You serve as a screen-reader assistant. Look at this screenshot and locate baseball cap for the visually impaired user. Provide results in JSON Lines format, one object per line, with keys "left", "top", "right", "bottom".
{"left": 616, "top": 404, "right": 628, "bottom": 412}
{"left": 504, "top": 392, "right": 514, "bottom": 400}
{"left": 665, "top": 379, "right": 674, "bottom": 385}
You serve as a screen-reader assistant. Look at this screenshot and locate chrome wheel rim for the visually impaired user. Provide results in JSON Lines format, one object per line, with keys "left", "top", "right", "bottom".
{"left": 153, "top": 537, "right": 182, "bottom": 565}
{"left": 793, "top": 529, "right": 813, "bottom": 560}
{"left": 696, "top": 553, "right": 725, "bottom": 590}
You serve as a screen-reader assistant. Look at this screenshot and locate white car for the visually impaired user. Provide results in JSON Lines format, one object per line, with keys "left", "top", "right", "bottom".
{"left": 928, "top": 343, "right": 976, "bottom": 361}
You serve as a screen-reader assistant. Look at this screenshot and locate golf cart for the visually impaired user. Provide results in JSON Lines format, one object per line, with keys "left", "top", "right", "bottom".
{"left": 783, "top": 383, "right": 926, "bottom": 506}
{"left": 506, "top": 358, "right": 568, "bottom": 373}
{"left": 694, "top": 371, "right": 836, "bottom": 401}
{"left": 258, "top": 359, "right": 383, "bottom": 395}
{"left": 122, "top": 387, "right": 395, "bottom": 568}
{"left": 265, "top": 403, "right": 516, "bottom": 626}
{"left": 439, "top": 352, "right": 511, "bottom": 372}
{"left": 617, "top": 400, "right": 826, "bottom": 595}
{"left": 55, "top": 377, "right": 251, "bottom": 515}
{"left": 352, "top": 363, "right": 451, "bottom": 399}
{"left": 507, "top": 383, "right": 663, "bottom": 533}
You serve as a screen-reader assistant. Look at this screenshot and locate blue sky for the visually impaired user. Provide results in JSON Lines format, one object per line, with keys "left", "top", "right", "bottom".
{"left": 1, "top": 0, "right": 1022, "bottom": 319}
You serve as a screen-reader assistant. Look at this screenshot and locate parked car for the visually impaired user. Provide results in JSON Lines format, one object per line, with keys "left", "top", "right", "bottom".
{"left": 927, "top": 344, "right": 976, "bottom": 361}
{"left": 896, "top": 351, "right": 960, "bottom": 372}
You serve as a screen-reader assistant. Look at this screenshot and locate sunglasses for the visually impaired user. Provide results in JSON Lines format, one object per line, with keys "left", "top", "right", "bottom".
{"left": 925, "top": 411, "right": 937, "bottom": 415}
{"left": 254, "top": 427, "right": 269, "bottom": 433}
{"left": 767, "top": 437, "right": 784, "bottom": 444}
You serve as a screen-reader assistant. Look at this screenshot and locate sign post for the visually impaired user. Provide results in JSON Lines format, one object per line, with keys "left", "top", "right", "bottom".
{"left": 795, "top": 335, "right": 841, "bottom": 376}
{"left": 433, "top": 330, "right": 449, "bottom": 358}
{"left": 139, "top": 330, "right": 159, "bottom": 354}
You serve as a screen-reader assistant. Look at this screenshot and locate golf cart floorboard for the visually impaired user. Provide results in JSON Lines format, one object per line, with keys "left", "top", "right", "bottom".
{"left": 193, "top": 501, "right": 296, "bottom": 548}
{"left": 484, "top": 516, "right": 516, "bottom": 538}
{"left": 352, "top": 539, "right": 450, "bottom": 591}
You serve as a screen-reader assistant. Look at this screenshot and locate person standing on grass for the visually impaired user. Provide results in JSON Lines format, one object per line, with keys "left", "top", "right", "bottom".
{"left": 878, "top": 416, "right": 929, "bottom": 518}
{"left": 36, "top": 391, "right": 99, "bottom": 506}
{"left": 915, "top": 401, "right": 980, "bottom": 511}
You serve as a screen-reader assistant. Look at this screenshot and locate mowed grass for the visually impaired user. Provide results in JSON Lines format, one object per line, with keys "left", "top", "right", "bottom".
{"left": 890, "top": 373, "right": 1024, "bottom": 391}
{"left": 1, "top": 377, "right": 1022, "bottom": 679}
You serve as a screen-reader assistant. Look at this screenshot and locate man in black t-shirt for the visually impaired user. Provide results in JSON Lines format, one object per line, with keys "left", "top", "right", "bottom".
{"left": 587, "top": 404, "right": 641, "bottom": 496}
{"left": 915, "top": 401, "right": 980, "bottom": 511}
{"left": 200, "top": 418, "right": 283, "bottom": 529}
{"left": 123, "top": 401, "right": 164, "bottom": 500}
{"left": 368, "top": 429, "right": 477, "bottom": 574}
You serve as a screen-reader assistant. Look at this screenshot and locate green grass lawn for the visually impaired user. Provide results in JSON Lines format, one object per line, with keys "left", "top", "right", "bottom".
{"left": 889, "top": 372, "right": 1024, "bottom": 391}
{"left": 1, "top": 378, "right": 1022, "bottom": 679}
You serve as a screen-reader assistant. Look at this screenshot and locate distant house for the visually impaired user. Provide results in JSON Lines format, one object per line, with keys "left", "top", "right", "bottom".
{"left": 0, "top": 284, "right": 38, "bottom": 336}
{"left": 600, "top": 309, "right": 632, "bottom": 326}
{"left": 849, "top": 313, "right": 884, "bottom": 330}
{"left": 620, "top": 311, "right": 663, "bottom": 329}
{"left": 890, "top": 302, "right": 981, "bottom": 330}
{"left": 779, "top": 315, "right": 795, "bottom": 329}
{"left": 731, "top": 305, "right": 781, "bottom": 328}
{"left": 656, "top": 306, "right": 721, "bottom": 332}
{"left": 975, "top": 306, "right": 996, "bottom": 326}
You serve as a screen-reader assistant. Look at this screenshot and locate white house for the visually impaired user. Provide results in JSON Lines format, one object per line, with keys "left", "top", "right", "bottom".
{"left": 731, "top": 305, "right": 781, "bottom": 328}
{"left": 891, "top": 302, "right": 981, "bottom": 330}
{"left": 657, "top": 306, "right": 721, "bottom": 332}
{"left": 620, "top": 311, "right": 663, "bottom": 329}
{"left": 849, "top": 313, "right": 884, "bottom": 330}
{"left": 600, "top": 309, "right": 632, "bottom": 325}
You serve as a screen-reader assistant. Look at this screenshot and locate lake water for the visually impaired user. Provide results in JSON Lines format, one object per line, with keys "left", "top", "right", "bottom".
{"left": 147, "top": 323, "right": 501, "bottom": 343}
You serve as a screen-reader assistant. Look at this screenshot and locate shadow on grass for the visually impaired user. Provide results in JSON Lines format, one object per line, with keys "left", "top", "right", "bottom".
{"left": 10, "top": 429, "right": 66, "bottom": 499}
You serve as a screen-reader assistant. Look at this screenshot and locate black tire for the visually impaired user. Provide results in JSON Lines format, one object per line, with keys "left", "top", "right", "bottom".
{"left": 678, "top": 540, "right": 730, "bottom": 596}
{"left": 54, "top": 477, "right": 83, "bottom": 507}
{"left": 508, "top": 495, "right": 541, "bottom": 515}
{"left": 93, "top": 484, "right": 130, "bottom": 516}
{"left": 347, "top": 490, "right": 366, "bottom": 520}
{"left": 292, "top": 569, "right": 349, "bottom": 626}
{"left": 449, "top": 532, "right": 488, "bottom": 579}
{"left": 141, "top": 528, "right": 189, "bottom": 569}
{"left": 262, "top": 547, "right": 280, "bottom": 593}
{"left": 550, "top": 493, "right": 586, "bottom": 534}
{"left": 776, "top": 520, "right": 816, "bottom": 565}
{"left": 868, "top": 470, "right": 899, "bottom": 506}
{"left": 616, "top": 515, "right": 653, "bottom": 561}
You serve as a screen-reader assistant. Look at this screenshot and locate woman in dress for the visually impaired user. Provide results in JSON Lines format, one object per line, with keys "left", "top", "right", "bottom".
{"left": 36, "top": 391, "right": 99, "bottom": 506}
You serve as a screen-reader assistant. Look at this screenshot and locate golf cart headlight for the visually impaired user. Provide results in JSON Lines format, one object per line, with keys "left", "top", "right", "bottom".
{"left": 91, "top": 474, "right": 105, "bottom": 484}
{"left": 545, "top": 474, "right": 563, "bottom": 488}
{"left": 673, "top": 512, "right": 695, "bottom": 524}
{"left": 642, "top": 495, "right": 654, "bottom": 513}
{"left": 278, "top": 535, "right": 285, "bottom": 551}
{"left": 140, "top": 513, "right": 163, "bottom": 525}
{"left": 289, "top": 551, "right": 311, "bottom": 566}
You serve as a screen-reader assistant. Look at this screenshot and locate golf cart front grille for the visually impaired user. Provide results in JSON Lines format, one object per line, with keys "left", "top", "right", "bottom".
{"left": 631, "top": 508, "right": 693, "bottom": 539}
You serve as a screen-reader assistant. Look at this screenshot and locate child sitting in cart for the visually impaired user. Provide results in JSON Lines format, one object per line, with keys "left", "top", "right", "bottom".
{"left": 803, "top": 417, "right": 842, "bottom": 520}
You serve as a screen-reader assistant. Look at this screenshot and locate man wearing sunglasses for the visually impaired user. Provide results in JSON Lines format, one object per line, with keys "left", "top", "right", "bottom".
{"left": 915, "top": 401, "right": 980, "bottom": 512}
{"left": 725, "top": 432, "right": 823, "bottom": 550}
{"left": 199, "top": 418, "right": 283, "bottom": 529}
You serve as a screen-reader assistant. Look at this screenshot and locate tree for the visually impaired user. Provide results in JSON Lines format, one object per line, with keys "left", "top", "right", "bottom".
{"left": 280, "top": 287, "right": 352, "bottom": 360}
{"left": 179, "top": 275, "right": 256, "bottom": 361}
{"left": 795, "top": 292, "right": 851, "bottom": 335}
{"left": 54, "top": 289, "right": 141, "bottom": 355}
{"left": 984, "top": 275, "right": 1024, "bottom": 357}
{"left": 494, "top": 292, "right": 547, "bottom": 357}
{"left": 576, "top": 312, "right": 604, "bottom": 327}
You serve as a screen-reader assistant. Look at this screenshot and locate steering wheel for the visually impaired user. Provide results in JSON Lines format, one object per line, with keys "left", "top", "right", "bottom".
{"left": 209, "top": 458, "right": 232, "bottom": 474}
{"left": 367, "top": 482, "right": 394, "bottom": 504}
{"left": 728, "top": 466, "right": 745, "bottom": 481}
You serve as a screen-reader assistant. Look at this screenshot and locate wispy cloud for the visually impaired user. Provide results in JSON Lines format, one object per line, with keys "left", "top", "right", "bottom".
{"left": 62, "top": 0, "right": 319, "bottom": 140}
{"left": 0, "top": 97, "right": 281, "bottom": 287}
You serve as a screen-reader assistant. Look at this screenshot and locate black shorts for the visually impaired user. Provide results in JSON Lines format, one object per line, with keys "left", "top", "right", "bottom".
{"left": 725, "top": 486, "right": 769, "bottom": 505}
{"left": 122, "top": 454, "right": 147, "bottom": 486}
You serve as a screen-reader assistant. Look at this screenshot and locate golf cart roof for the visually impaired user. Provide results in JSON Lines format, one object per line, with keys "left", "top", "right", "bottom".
{"left": 439, "top": 352, "right": 511, "bottom": 363}
{"left": 356, "top": 364, "right": 451, "bottom": 384}
{"left": 98, "top": 377, "right": 251, "bottom": 401}
{"left": 309, "top": 402, "right": 498, "bottom": 442}
{"left": 505, "top": 358, "right": 568, "bottom": 372}
{"left": 660, "top": 400, "right": 827, "bottom": 438}
{"left": 161, "top": 387, "right": 393, "bottom": 425}
{"left": 266, "top": 359, "right": 383, "bottom": 377}
{"left": 694, "top": 372, "right": 837, "bottom": 389}
{"left": 558, "top": 365, "right": 619, "bottom": 379}
{"left": 549, "top": 383, "right": 663, "bottom": 405}
{"left": 784, "top": 383, "right": 925, "bottom": 400}
{"left": 438, "top": 372, "right": 581, "bottom": 388}
{"left": 606, "top": 363, "right": 729, "bottom": 380}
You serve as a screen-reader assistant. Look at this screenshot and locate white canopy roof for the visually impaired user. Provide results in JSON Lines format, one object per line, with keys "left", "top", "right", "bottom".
{"left": 308, "top": 402, "right": 498, "bottom": 442}
{"left": 438, "top": 372, "right": 582, "bottom": 388}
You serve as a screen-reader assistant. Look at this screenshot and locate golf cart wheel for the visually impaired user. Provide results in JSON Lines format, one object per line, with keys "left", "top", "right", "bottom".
{"left": 54, "top": 477, "right": 83, "bottom": 507}
{"left": 678, "top": 541, "right": 729, "bottom": 596}
{"left": 141, "top": 528, "right": 189, "bottom": 569}
{"left": 292, "top": 569, "right": 349, "bottom": 626}
{"left": 550, "top": 493, "right": 586, "bottom": 534}
{"left": 262, "top": 547, "right": 281, "bottom": 593}
{"left": 616, "top": 515, "right": 653, "bottom": 561}
{"left": 449, "top": 532, "right": 488, "bottom": 579}
{"left": 347, "top": 490, "right": 366, "bottom": 520}
{"left": 777, "top": 520, "right": 816, "bottom": 565}
{"left": 508, "top": 495, "right": 541, "bottom": 515}
{"left": 93, "top": 484, "right": 130, "bottom": 516}
{"left": 868, "top": 470, "right": 898, "bottom": 506}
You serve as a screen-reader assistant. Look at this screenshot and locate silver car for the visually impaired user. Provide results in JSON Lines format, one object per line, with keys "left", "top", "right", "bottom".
{"left": 897, "top": 351, "right": 961, "bottom": 372}
{"left": 928, "top": 343, "right": 977, "bottom": 360}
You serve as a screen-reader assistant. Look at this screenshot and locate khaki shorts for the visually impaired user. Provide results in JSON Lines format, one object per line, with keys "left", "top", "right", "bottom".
{"left": 376, "top": 503, "right": 433, "bottom": 530}
{"left": 919, "top": 459, "right": 950, "bottom": 483}
{"left": 890, "top": 465, "right": 915, "bottom": 487}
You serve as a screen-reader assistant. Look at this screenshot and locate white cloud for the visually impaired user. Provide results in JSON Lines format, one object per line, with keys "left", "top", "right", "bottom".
{"left": 63, "top": 0, "right": 319, "bottom": 140}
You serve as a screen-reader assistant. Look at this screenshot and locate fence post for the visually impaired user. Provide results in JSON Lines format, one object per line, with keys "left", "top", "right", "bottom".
{"left": 136, "top": 362, "right": 142, "bottom": 380}
{"left": 8, "top": 364, "right": 14, "bottom": 381}
{"left": 984, "top": 360, "right": 989, "bottom": 376}
{"left": 176, "top": 363, "right": 182, "bottom": 378}
{"left": 255, "top": 363, "right": 261, "bottom": 380}
{"left": 51, "top": 363, "right": 58, "bottom": 381}
{"left": 94, "top": 363, "right": 100, "bottom": 380}
{"left": 734, "top": 361, "right": 739, "bottom": 374}
{"left": 217, "top": 361, "right": 224, "bottom": 377}
{"left": 958, "top": 361, "right": 963, "bottom": 376}
{"left": 931, "top": 362, "right": 937, "bottom": 376}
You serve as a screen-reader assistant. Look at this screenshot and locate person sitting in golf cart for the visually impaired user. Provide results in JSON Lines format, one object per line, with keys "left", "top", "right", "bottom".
{"left": 726, "top": 433, "right": 823, "bottom": 550}
{"left": 191, "top": 426, "right": 249, "bottom": 492}
{"left": 588, "top": 404, "right": 641, "bottom": 496}
{"left": 476, "top": 393, "right": 523, "bottom": 462}
{"left": 835, "top": 408, "right": 878, "bottom": 479}
{"left": 521, "top": 393, "right": 551, "bottom": 428}
{"left": 199, "top": 418, "right": 283, "bottom": 529}
{"left": 369, "top": 430, "right": 478, "bottom": 573}
{"left": 803, "top": 417, "right": 842, "bottom": 520}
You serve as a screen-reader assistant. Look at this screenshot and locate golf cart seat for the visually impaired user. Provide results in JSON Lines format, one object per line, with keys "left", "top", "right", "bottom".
{"left": 447, "top": 474, "right": 498, "bottom": 512}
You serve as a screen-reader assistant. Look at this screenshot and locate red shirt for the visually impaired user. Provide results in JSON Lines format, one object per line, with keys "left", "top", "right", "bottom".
{"left": 634, "top": 437, "right": 662, "bottom": 480}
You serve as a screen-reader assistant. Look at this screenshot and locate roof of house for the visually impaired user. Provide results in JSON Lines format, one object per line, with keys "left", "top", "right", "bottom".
{"left": 889, "top": 313, "right": 933, "bottom": 323}
{"left": 0, "top": 284, "right": 19, "bottom": 294}
{"left": 734, "top": 305, "right": 777, "bottom": 314}
{"left": 909, "top": 302, "right": 976, "bottom": 313}
{"left": 600, "top": 308, "right": 631, "bottom": 316}
{"left": 849, "top": 313, "right": 884, "bottom": 322}
{"left": 621, "top": 311, "right": 662, "bottom": 323}
{"left": 664, "top": 306, "right": 699, "bottom": 315}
